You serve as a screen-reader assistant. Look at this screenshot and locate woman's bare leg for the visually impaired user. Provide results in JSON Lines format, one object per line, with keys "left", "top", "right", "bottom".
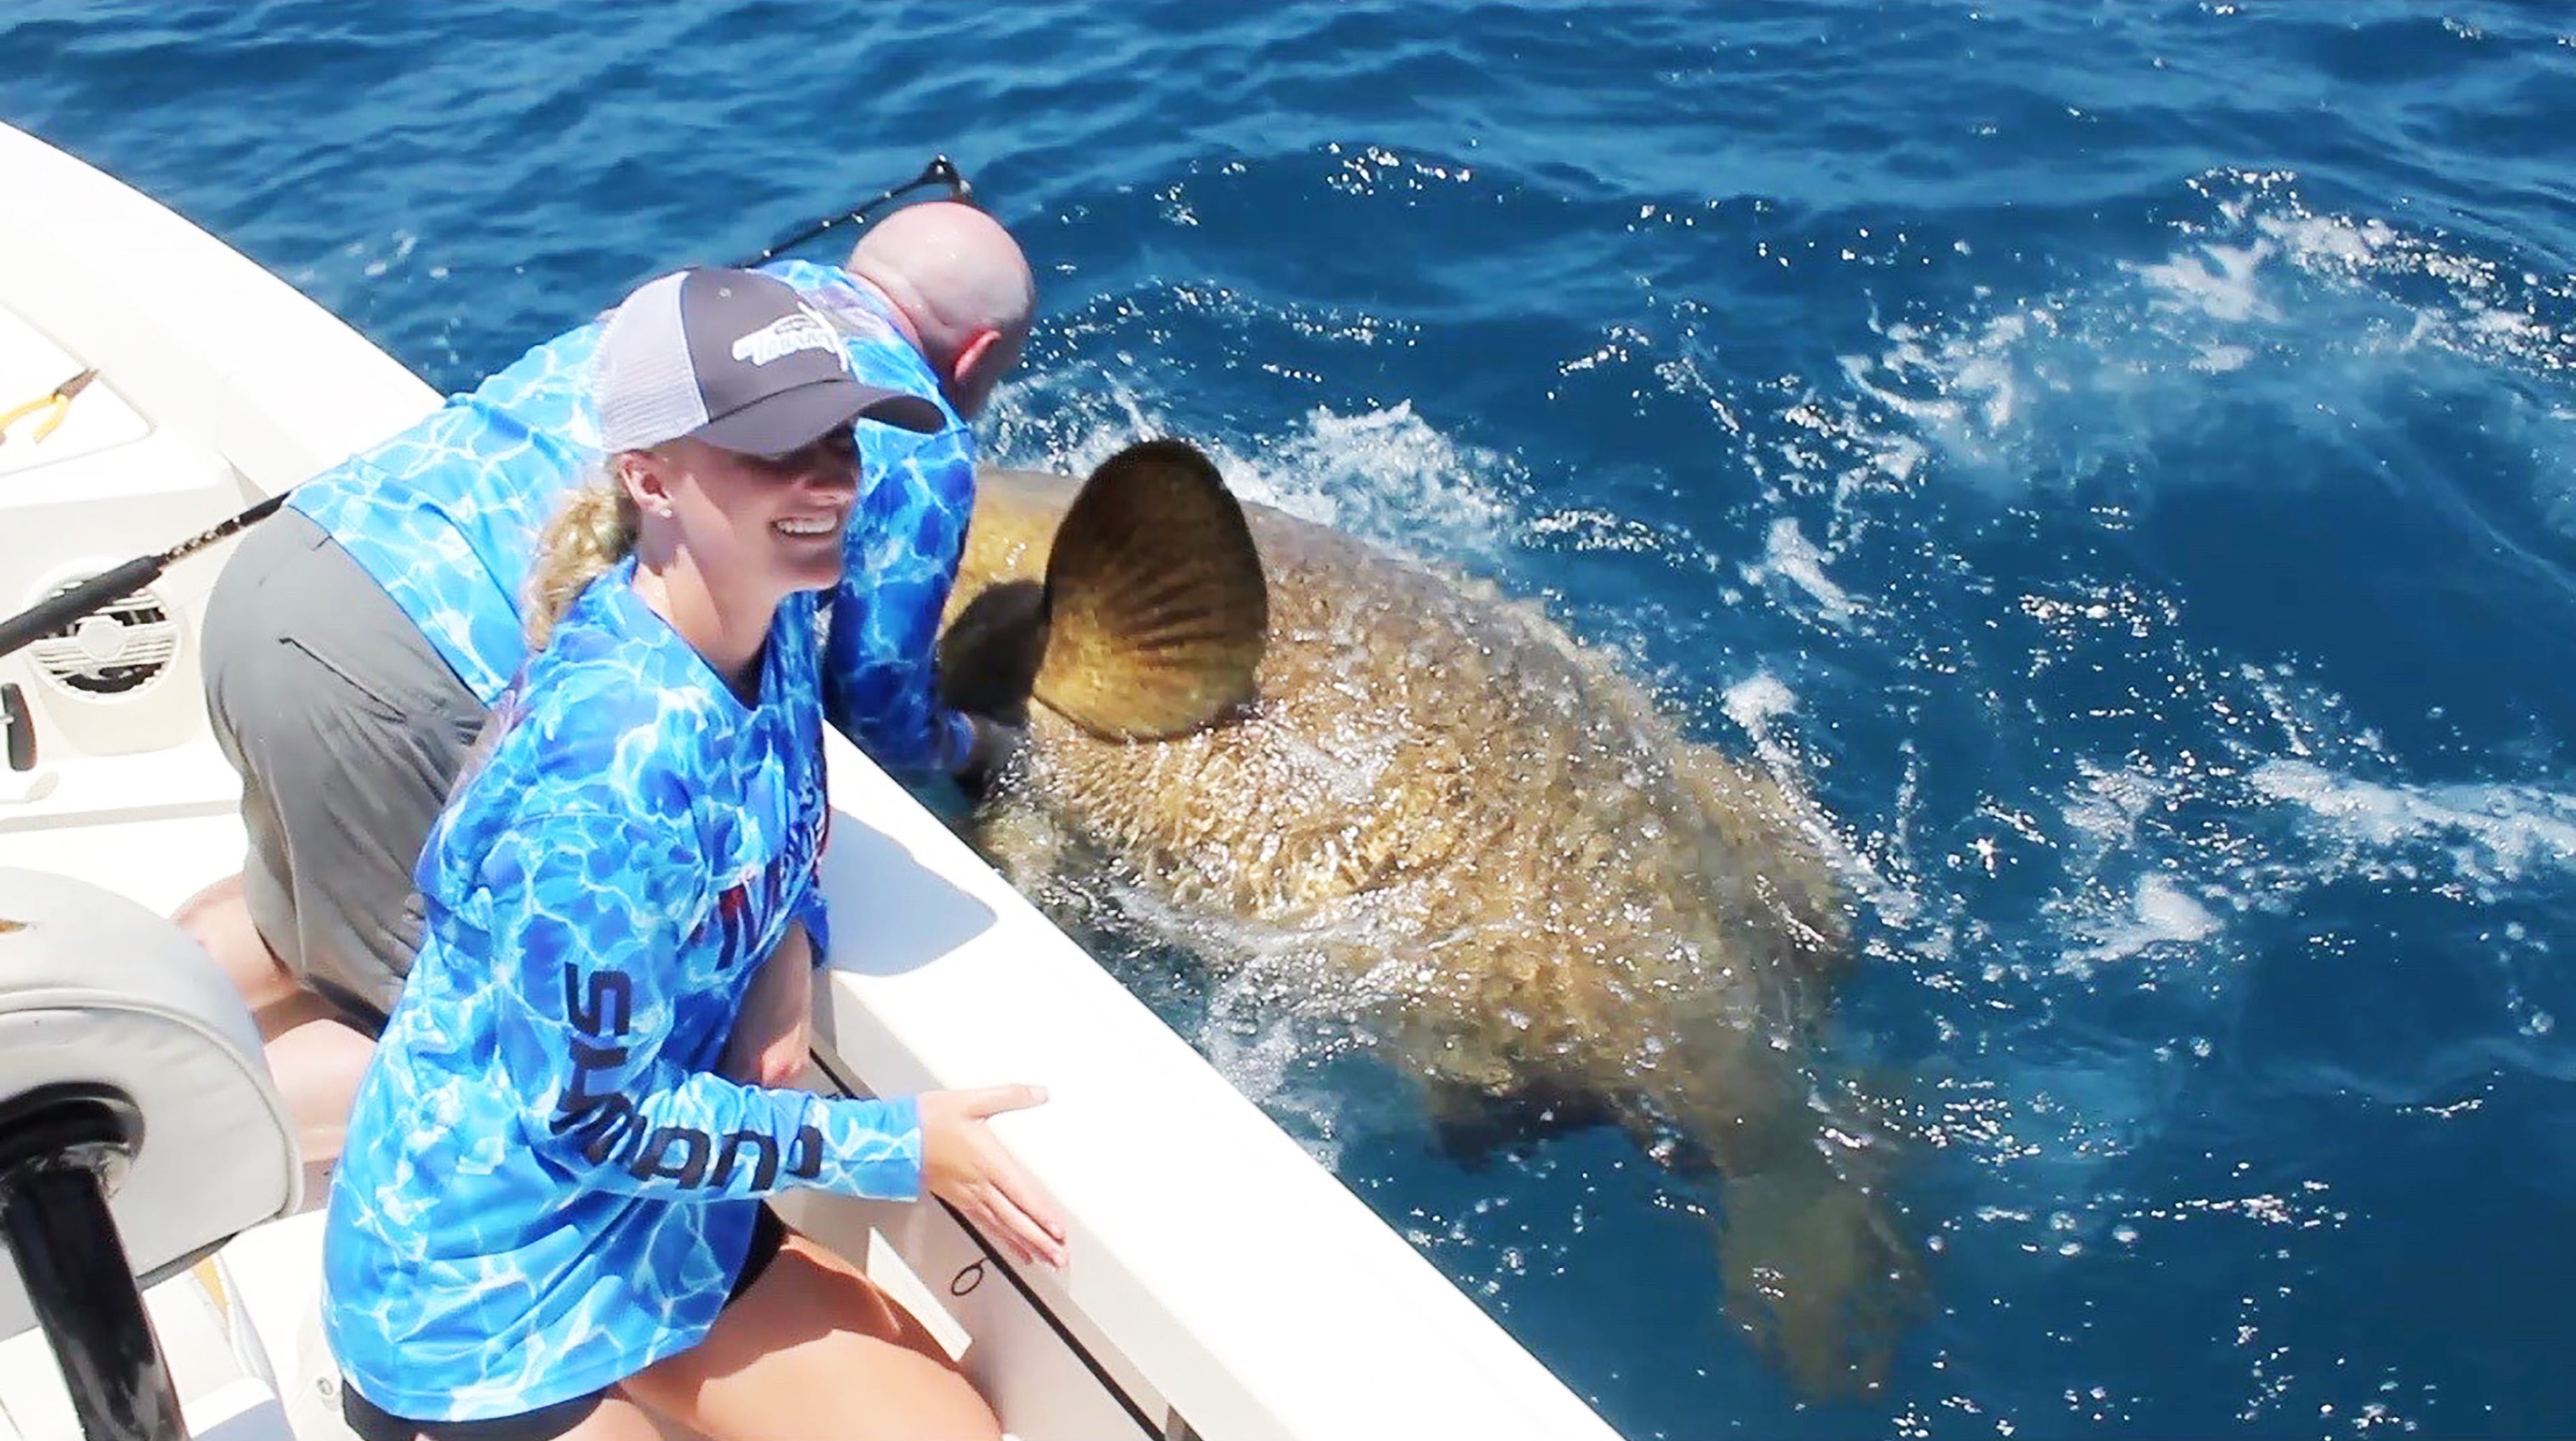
{"left": 553, "top": 1396, "right": 665, "bottom": 1441}
{"left": 622, "top": 1228, "right": 999, "bottom": 1441}
{"left": 353, "top": 1391, "right": 665, "bottom": 1441}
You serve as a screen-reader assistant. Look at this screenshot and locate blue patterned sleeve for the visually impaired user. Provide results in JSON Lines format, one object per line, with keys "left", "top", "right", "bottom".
{"left": 481, "top": 809, "right": 920, "bottom": 1200}
{"left": 822, "top": 427, "right": 981, "bottom": 776}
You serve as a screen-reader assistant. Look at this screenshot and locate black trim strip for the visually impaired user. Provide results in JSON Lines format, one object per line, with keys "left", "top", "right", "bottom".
{"left": 815, "top": 1061, "right": 1168, "bottom": 1439}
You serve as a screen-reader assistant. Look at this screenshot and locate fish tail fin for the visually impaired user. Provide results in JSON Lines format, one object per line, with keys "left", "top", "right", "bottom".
{"left": 1030, "top": 438, "right": 1269, "bottom": 739}
{"left": 1714, "top": 1136, "right": 1924, "bottom": 1399}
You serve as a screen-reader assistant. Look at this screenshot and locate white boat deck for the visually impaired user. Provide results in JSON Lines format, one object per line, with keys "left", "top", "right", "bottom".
{"left": 0, "top": 120, "right": 1627, "bottom": 1441}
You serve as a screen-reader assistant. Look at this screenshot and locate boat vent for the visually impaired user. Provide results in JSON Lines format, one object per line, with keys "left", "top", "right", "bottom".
{"left": 25, "top": 580, "right": 178, "bottom": 698}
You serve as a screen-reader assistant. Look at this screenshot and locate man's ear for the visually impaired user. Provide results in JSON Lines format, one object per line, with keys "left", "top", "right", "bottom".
{"left": 951, "top": 327, "right": 1003, "bottom": 395}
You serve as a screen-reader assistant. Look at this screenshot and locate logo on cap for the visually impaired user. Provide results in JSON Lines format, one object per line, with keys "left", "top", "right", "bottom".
{"left": 731, "top": 307, "right": 845, "bottom": 369}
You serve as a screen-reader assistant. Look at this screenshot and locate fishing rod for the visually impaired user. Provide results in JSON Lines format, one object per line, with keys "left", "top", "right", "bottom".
{"left": 0, "top": 494, "right": 288, "bottom": 661}
{"left": 743, "top": 154, "right": 971, "bottom": 268}
{"left": 0, "top": 156, "right": 975, "bottom": 664}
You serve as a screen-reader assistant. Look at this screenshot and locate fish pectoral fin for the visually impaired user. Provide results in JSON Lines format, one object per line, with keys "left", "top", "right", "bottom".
{"left": 1034, "top": 438, "right": 1269, "bottom": 740}
{"left": 937, "top": 579, "right": 1048, "bottom": 720}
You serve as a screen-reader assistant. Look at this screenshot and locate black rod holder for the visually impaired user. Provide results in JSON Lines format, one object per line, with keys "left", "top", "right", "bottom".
{"left": 1, "top": 682, "right": 30, "bottom": 771}
{"left": 0, "top": 1086, "right": 182, "bottom": 1441}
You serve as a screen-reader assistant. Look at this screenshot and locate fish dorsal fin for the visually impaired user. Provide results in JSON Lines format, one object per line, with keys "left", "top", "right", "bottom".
{"left": 1035, "top": 438, "right": 1267, "bottom": 739}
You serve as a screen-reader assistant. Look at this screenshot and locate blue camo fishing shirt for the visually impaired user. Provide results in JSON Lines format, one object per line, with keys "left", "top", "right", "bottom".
{"left": 289, "top": 258, "right": 979, "bottom": 775}
{"left": 322, "top": 560, "right": 924, "bottom": 1421}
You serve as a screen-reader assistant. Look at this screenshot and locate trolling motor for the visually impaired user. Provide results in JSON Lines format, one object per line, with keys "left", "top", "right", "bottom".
{"left": 0, "top": 154, "right": 979, "bottom": 669}
{"left": 0, "top": 871, "right": 301, "bottom": 1441}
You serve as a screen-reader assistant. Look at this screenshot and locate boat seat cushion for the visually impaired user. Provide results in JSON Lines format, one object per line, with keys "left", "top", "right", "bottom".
{"left": 0, "top": 869, "right": 297, "bottom": 1344}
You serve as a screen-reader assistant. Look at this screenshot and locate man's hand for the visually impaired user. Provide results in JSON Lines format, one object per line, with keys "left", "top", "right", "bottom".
{"left": 722, "top": 923, "right": 816, "bottom": 1089}
{"left": 955, "top": 713, "right": 1027, "bottom": 804}
{"left": 920, "top": 1084, "right": 1067, "bottom": 1269}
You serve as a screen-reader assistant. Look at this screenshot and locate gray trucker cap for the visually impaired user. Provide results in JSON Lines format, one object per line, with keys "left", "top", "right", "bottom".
{"left": 594, "top": 266, "right": 945, "bottom": 456}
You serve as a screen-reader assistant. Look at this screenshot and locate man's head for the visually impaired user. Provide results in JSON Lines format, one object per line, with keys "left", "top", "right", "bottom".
{"left": 846, "top": 201, "right": 1035, "bottom": 421}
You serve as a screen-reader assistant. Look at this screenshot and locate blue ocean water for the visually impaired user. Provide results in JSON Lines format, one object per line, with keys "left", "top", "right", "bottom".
{"left": 8, "top": 2, "right": 2575, "bottom": 1434}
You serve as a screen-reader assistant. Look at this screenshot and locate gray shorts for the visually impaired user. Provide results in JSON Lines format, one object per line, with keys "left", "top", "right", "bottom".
{"left": 201, "top": 508, "right": 488, "bottom": 1032}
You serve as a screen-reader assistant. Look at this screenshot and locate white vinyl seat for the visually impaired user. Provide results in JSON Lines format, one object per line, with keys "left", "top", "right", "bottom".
{"left": 0, "top": 867, "right": 299, "bottom": 1345}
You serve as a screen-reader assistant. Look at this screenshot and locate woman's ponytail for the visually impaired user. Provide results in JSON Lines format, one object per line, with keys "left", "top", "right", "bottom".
{"left": 524, "top": 468, "right": 640, "bottom": 650}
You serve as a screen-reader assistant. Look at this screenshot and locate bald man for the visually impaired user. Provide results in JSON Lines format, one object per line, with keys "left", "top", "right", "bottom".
{"left": 181, "top": 205, "right": 1036, "bottom": 1180}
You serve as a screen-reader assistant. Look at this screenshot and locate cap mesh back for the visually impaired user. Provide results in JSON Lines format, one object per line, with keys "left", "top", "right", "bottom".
{"left": 595, "top": 272, "right": 710, "bottom": 452}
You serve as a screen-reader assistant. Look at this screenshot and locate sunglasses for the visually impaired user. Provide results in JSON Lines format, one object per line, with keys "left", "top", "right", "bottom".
{"left": 737, "top": 156, "right": 977, "bottom": 270}
{"left": 741, "top": 425, "right": 861, "bottom": 476}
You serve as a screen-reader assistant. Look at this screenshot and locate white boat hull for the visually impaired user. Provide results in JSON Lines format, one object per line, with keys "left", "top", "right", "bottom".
{"left": 0, "top": 120, "right": 1624, "bottom": 1441}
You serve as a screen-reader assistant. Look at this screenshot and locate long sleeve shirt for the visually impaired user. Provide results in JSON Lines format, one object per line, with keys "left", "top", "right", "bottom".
{"left": 321, "top": 562, "right": 922, "bottom": 1421}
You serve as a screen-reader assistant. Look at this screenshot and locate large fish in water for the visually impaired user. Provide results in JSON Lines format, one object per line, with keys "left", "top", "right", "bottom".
{"left": 938, "top": 439, "right": 1923, "bottom": 1395}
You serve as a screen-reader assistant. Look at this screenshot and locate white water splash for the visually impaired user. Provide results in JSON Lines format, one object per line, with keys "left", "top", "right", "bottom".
{"left": 2249, "top": 759, "right": 2576, "bottom": 895}
{"left": 1719, "top": 670, "right": 1799, "bottom": 736}
{"left": 2063, "top": 873, "right": 2224, "bottom": 971}
{"left": 988, "top": 373, "right": 1525, "bottom": 568}
{"left": 1790, "top": 170, "right": 2576, "bottom": 525}
{"left": 2131, "top": 239, "right": 2280, "bottom": 325}
{"left": 1743, "top": 516, "right": 1860, "bottom": 628}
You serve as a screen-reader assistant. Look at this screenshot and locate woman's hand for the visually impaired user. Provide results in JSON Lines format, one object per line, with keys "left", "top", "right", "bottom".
{"left": 722, "top": 924, "right": 815, "bottom": 1089}
{"left": 920, "top": 1085, "right": 1068, "bottom": 1269}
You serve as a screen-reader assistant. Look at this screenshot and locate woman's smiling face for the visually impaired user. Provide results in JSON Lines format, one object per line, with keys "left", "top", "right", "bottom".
{"left": 649, "top": 426, "right": 863, "bottom": 604}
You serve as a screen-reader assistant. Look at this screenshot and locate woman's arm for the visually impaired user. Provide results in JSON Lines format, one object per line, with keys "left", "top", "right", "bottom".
{"left": 483, "top": 810, "right": 920, "bottom": 1202}
{"left": 486, "top": 808, "right": 1067, "bottom": 1263}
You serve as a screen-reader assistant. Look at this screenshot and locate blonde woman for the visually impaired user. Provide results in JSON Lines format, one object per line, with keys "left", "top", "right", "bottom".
{"left": 185, "top": 198, "right": 1034, "bottom": 1195}
{"left": 321, "top": 268, "right": 1063, "bottom": 1441}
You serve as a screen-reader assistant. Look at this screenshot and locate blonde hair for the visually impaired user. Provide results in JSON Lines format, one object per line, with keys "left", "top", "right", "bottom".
{"left": 524, "top": 465, "right": 640, "bottom": 650}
